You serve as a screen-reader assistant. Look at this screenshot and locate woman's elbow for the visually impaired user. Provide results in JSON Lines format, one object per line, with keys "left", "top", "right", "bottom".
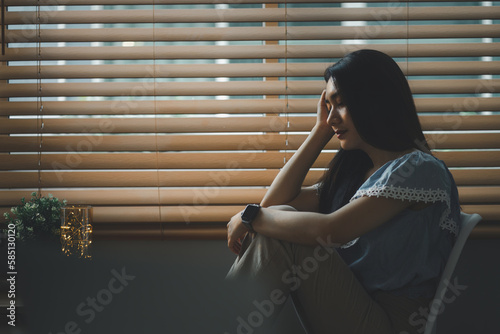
{"left": 266, "top": 204, "right": 298, "bottom": 211}
{"left": 315, "top": 221, "right": 351, "bottom": 247}
{"left": 260, "top": 199, "right": 294, "bottom": 209}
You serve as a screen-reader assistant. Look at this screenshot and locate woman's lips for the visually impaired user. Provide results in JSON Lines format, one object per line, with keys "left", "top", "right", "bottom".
{"left": 335, "top": 130, "right": 347, "bottom": 139}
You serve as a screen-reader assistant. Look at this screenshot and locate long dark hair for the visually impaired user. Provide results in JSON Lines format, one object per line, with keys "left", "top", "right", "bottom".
{"left": 318, "top": 49, "right": 429, "bottom": 213}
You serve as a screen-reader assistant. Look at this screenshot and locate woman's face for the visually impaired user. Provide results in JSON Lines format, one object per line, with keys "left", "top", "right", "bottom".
{"left": 324, "top": 78, "right": 366, "bottom": 151}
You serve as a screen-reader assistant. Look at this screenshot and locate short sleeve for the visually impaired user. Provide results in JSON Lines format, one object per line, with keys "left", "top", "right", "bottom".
{"left": 312, "top": 183, "right": 322, "bottom": 196}
{"left": 350, "top": 151, "right": 460, "bottom": 236}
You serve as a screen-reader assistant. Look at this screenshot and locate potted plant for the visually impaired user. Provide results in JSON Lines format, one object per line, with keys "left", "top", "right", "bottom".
{"left": 3, "top": 192, "right": 67, "bottom": 242}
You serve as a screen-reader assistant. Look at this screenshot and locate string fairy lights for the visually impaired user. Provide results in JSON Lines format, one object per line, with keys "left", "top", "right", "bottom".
{"left": 60, "top": 206, "right": 93, "bottom": 259}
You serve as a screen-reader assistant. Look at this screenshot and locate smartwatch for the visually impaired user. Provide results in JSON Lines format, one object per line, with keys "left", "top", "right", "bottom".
{"left": 241, "top": 204, "right": 261, "bottom": 232}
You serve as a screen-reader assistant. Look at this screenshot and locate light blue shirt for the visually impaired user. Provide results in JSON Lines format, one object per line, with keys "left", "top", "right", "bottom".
{"left": 333, "top": 151, "right": 460, "bottom": 298}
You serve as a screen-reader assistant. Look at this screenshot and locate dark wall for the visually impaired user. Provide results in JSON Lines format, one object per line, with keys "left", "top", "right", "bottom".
{"left": 1, "top": 238, "right": 499, "bottom": 334}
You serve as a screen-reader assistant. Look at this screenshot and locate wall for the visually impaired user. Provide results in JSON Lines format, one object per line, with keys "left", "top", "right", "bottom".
{"left": 0, "top": 238, "right": 498, "bottom": 334}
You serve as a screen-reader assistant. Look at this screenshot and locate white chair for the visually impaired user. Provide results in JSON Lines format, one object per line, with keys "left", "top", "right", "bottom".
{"left": 423, "top": 212, "right": 482, "bottom": 334}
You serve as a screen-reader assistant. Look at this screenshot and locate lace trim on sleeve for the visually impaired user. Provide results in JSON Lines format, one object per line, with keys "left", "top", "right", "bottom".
{"left": 352, "top": 185, "right": 449, "bottom": 204}
{"left": 312, "top": 183, "right": 321, "bottom": 196}
{"left": 340, "top": 185, "right": 458, "bottom": 249}
{"left": 340, "top": 238, "right": 359, "bottom": 249}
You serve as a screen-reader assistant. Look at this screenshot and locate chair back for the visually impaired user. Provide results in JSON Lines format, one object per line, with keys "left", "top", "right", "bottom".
{"left": 423, "top": 212, "right": 482, "bottom": 334}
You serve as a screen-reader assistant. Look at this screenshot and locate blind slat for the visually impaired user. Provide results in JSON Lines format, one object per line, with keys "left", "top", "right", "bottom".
{"left": 3, "top": 43, "right": 500, "bottom": 61}
{"left": 6, "top": 7, "right": 500, "bottom": 25}
{"left": 90, "top": 204, "right": 500, "bottom": 223}
{"left": 449, "top": 168, "right": 500, "bottom": 186}
{"left": 4, "top": 115, "right": 500, "bottom": 134}
{"left": 2, "top": 98, "right": 499, "bottom": 116}
{"left": 0, "top": 188, "right": 266, "bottom": 206}
{"left": 3, "top": 61, "right": 500, "bottom": 80}
{"left": 1, "top": 168, "right": 500, "bottom": 188}
{"left": 2, "top": 133, "right": 500, "bottom": 152}
{"left": 1, "top": 134, "right": 317, "bottom": 151}
{"left": 460, "top": 187, "right": 500, "bottom": 204}
{"left": 0, "top": 99, "right": 300, "bottom": 115}
{"left": 98, "top": 206, "right": 245, "bottom": 224}
{"left": 0, "top": 170, "right": 322, "bottom": 188}
{"left": 9, "top": 25, "right": 500, "bottom": 43}
{"left": 1, "top": 152, "right": 499, "bottom": 171}
{"left": 3, "top": 204, "right": 497, "bottom": 225}
{"left": 0, "top": 186, "right": 497, "bottom": 206}
{"left": 0, "top": 152, "right": 313, "bottom": 170}
{"left": 5, "top": 0, "right": 492, "bottom": 5}
{"left": 140, "top": 204, "right": 500, "bottom": 223}
{"left": 2, "top": 79, "right": 499, "bottom": 97}
{"left": 461, "top": 205, "right": 500, "bottom": 222}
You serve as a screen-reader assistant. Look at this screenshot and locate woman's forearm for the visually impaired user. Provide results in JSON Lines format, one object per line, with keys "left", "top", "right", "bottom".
{"left": 252, "top": 207, "right": 333, "bottom": 246}
{"left": 253, "top": 195, "right": 414, "bottom": 247}
{"left": 260, "top": 124, "right": 333, "bottom": 207}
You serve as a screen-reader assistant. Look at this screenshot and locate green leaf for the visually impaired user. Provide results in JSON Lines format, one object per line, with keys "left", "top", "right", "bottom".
{"left": 8, "top": 193, "right": 67, "bottom": 241}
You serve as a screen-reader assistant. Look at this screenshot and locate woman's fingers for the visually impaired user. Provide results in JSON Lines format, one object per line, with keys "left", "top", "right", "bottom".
{"left": 228, "top": 237, "right": 242, "bottom": 255}
{"left": 317, "top": 90, "right": 329, "bottom": 124}
{"left": 227, "top": 218, "right": 243, "bottom": 254}
{"left": 233, "top": 239, "right": 241, "bottom": 254}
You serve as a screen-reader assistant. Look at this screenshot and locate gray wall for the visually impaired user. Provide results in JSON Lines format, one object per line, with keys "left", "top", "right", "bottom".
{"left": 2, "top": 238, "right": 499, "bottom": 334}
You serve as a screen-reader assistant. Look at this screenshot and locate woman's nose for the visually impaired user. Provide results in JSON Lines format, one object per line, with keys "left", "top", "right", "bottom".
{"left": 327, "top": 108, "right": 341, "bottom": 126}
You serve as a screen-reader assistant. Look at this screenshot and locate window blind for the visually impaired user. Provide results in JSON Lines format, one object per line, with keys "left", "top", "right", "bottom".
{"left": 1, "top": 0, "right": 499, "bottom": 239}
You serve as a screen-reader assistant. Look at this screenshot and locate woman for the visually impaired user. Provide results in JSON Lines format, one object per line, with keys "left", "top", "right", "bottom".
{"left": 226, "top": 49, "right": 460, "bottom": 334}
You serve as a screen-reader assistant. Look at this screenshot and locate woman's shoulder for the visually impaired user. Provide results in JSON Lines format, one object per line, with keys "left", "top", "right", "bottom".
{"left": 357, "top": 149, "right": 456, "bottom": 199}
{"left": 351, "top": 149, "right": 460, "bottom": 235}
{"left": 388, "top": 149, "right": 443, "bottom": 170}
{"left": 374, "top": 150, "right": 449, "bottom": 184}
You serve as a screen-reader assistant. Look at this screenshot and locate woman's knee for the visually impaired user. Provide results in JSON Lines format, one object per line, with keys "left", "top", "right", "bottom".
{"left": 250, "top": 232, "right": 287, "bottom": 253}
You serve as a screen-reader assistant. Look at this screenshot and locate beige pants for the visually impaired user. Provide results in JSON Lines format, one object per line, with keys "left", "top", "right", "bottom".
{"left": 226, "top": 232, "right": 430, "bottom": 334}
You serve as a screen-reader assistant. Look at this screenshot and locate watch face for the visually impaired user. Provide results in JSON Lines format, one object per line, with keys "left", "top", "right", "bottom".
{"left": 242, "top": 204, "right": 260, "bottom": 223}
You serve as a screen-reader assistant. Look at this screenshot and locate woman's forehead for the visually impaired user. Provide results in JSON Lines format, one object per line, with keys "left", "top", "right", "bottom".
{"left": 325, "top": 78, "right": 340, "bottom": 100}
